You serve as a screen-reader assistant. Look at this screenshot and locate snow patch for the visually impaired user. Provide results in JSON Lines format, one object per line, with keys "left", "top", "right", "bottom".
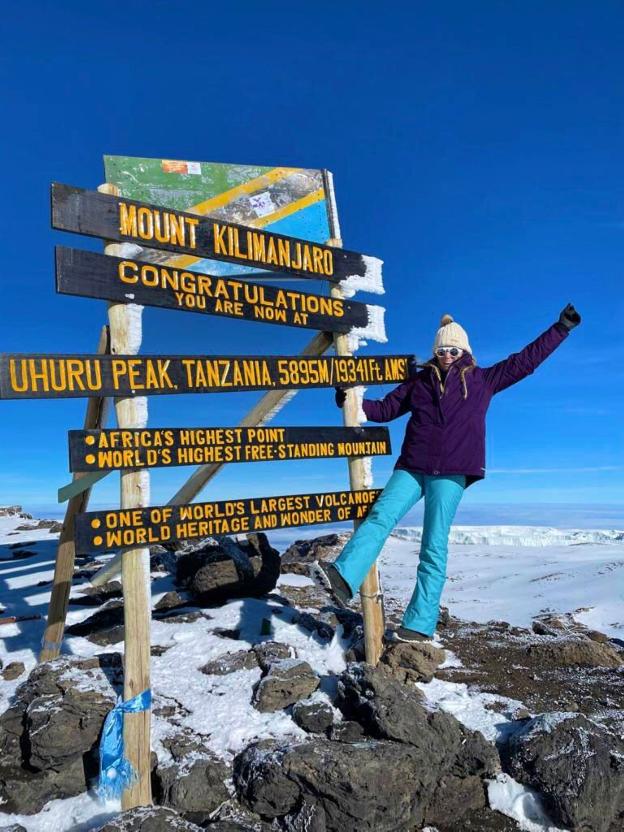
{"left": 351, "top": 385, "right": 368, "bottom": 425}
{"left": 416, "top": 677, "right": 525, "bottom": 743}
{"left": 346, "top": 304, "right": 387, "bottom": 351}
{"left": 393, "top": 525, "right": 624, "bottom": 547}
{"left": 487, "top": 773, "right": 567, "bottom": 832}
{"left": 338, "top": 255, "right": 384, "bottom": 297}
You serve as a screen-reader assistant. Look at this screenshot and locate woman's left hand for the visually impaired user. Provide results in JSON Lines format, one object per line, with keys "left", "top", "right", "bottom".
{"left": 558, "top": 303, "right": 581, "bottom": 330}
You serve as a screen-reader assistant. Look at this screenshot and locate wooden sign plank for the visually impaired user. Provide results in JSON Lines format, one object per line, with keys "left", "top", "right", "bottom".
{"left": 74, "top": 488, "right": 382, "bottom": 555}
{"left": 51, "top": 184, "right": 383, "bottom": 287}
{"left": 0, "top": 354, "right": 410, "bottom": 399}
{"left": 68, "top": 425, "right": 391, "bottom": 472}
{"left": 55, "top": 247, "right": 382, "bottom": 337}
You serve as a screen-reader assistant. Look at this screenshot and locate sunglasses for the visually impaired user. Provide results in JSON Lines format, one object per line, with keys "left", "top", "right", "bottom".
{"left": 435, "top": 347, "right": 463, "bottom": 357}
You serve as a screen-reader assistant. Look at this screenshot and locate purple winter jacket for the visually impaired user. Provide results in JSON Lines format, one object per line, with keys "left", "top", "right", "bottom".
{"left": 362, "top": 322, "right": 570, "bottom": 488}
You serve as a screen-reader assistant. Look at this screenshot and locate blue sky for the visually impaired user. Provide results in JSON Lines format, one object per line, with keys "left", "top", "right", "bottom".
{"left": 1, "top": 2, "right": 623, "bottom": 525}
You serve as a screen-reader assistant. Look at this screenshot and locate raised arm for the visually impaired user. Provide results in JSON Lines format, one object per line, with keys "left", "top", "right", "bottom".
{"left": 361, "top": 380, "right": 414, "bottom": 422}
{"left": 482, "top": 306, "right": 578, "bottom": 395}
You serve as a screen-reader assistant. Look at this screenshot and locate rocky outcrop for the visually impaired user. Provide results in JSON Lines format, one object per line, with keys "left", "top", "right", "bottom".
{"left": 65, "top": 599, "right": 125, "bottom": 645}
{"left": 0, "top": 654, "right": 120, "bottom": 814}
{"left": 380, "top": 640, "right": 445, "bottom": 683}
{"left": 0, "top": 506, "right": 30, "bottom": 518}
{"left": 236, "top": 662, "right": 499, "bottom": 831}
{"left": 234, "top": 731, "right": 493, "bottom": 832}
{"left": 292, "top": 698, "right": 335, "bottom": 734}
{"left": 1, "top": 662, "right": 25, "bottom": 681}
{"left": 503, "top": 711, "right": 624, "bottom": 831}
{"left": 176, "top": 534, "right": 280, "bottom": 605}
{"left": 336, "top": 664, "right": 498, "bottom": 775}
{"left": 526, "top": 637, "right": 623, "bottom": 668}
{"left": 15, "top": 519, "right": 62, "bottom": 533}
{"left": 201, "top": 649, "right": 260, "bottom": 676}
{"left": 153, "top": 731, "right": 231, "bottom": 825}
{"left": 279, "top": 533, "right": 349, "bottom": 576}
{"left": 252, "top": 641, "right": 295, "bottom": 672}
{"left": 252, "top": 660, "right": 319, "bottom": 713}
{"left": 94, "top": 806, "right": 205, "bottom": 831}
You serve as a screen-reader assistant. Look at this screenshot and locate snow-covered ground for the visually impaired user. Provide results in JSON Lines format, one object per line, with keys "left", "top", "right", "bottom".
{"left": 273, "top": 523, "right": 624, "bottom": 639}
{"left": 0, "top": 513, "right": 622, "bottom": 831}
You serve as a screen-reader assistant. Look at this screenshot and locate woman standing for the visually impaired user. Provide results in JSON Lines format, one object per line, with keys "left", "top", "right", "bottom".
{"left": 319, "top": 304, "right": 581, "bottom": 642}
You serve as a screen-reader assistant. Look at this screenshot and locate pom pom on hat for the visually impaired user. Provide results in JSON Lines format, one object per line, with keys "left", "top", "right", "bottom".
{"left": 433, "top": 313, "right": 472, "bottom": 355}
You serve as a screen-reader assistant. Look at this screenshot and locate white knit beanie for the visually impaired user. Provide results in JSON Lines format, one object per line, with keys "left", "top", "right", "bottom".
{"left": 433, "top": 314, "right": 472, "bottom": 354}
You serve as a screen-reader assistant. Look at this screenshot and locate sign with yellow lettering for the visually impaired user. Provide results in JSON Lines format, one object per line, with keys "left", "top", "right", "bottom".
{"left": 74, "top": 488, "right": 382, "bottom": 554}
{"left": 56, "top": 247, "right": 383, "bottom": 337}
{"left": 103, "top": 155, "right": 333, "bottom": 280}
{"left": 68, "top": 425, "right": 391, "bottom": 472}
{"left": 0, "top": 354, "right": 410, "bottom": 399}
{"left": 51, "top": 184, "right": 383, "bottom": 287}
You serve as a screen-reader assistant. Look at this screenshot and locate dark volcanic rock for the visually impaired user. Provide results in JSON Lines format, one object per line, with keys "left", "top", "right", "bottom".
{"left": 234, "top": 736, "right": 476, "bottom": 831}
{"left": 252, "top": 641, "right": 295, "bottom": 673}
{"left": 154, "top": 590, "right": 189, "bottom": 611}
{"left": 252, "top": 660, "right": 319, "bottom": 713}
{"left": 208, "top": 797, "right": 273, "bottom": 830}
{"left": 68, "top": 580, "right": 123, "bottom": 607}
{"left": 292, "top": 698, "right": 334, "bottom": 734}
{"left": 0, "top": 654, "right": 121, "bottom": 813}
{"left": 0, "top": 506, "right": 29, "bottom": 518}
{"left": 176, "top": 534, "right": 279, "bottom": 605}
{"left": 94, "top": 806, "right": 205, "bottom": 831}
{"left": 434, "top": 805, "right": 520, "bottom": 831}
{"left": 280, "top": 801, "right": 327, "bottom": 831}
{"left": 0, "top": 757, "right": 88, "bottom": 816}
{"left": 380, "top": 640, "right": 445, "bottom": 683}
{"left": 337, "top": 664, "right": 498, "bottom": 775}
{"left": 2, "top": 661, "right": 25, "bottom": 681}
{"left": 526, "top": 637, "right": 623, "bottom": 669}
{"left": 15, "top": 519, "right": 61, "bottom": 532}
{"left": 504, "top": 711, "right": 624, "bottom": 832}
{"left": 328, "top": 720, "right": 365, "bottom": 743}
{"left": 201, "top": 650, "right": 259, "bottom": 676}
{"left": 154, "top": 732, "right": 231, "bottom": 825}
{"left": 65, "top": 599, "right": 125, "bottom": 643}
{"left": 279, "top": 533, "right": 349, "bottom": 575}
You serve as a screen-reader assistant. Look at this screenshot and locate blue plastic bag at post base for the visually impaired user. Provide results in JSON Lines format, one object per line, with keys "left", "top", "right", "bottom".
{"left": 98, "top": 688, "right": 152, "bottom": 800}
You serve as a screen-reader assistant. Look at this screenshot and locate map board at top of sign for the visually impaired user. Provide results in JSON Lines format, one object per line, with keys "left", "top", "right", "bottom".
{"left": 103, "top": 155, "right": 334, "bottom": 280}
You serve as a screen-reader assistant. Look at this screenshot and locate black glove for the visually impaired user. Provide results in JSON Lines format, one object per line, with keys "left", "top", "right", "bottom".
{"left": 407, "top": 354, "right": 418, "bottom": 378}
{"left": 558, "top": 303, "right": 581, "bottom": 331}
{"left": 334, "top": 387, "right": 347, "bottom": 408}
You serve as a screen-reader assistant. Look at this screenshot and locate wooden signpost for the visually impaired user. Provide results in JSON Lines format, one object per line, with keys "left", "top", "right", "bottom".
{"left": 68, "top": 425, "right": 391, "bottom": 472}
{"left": 51, "top": 183, "right": 383, "bottom": 287}
{"left": 56, "top": 247, "right": 383, "bottom": 336}
{"left": 0, "top": 353, "right": 409, "bottom": 399}
{"left": 3, "top": 155, "right": 401, "bottom": 813}
{"left": 40, "top": 324, "right": 110, "bottom": 663}
{"left": 74, "top": 488, "right": 382, "bottom": 555}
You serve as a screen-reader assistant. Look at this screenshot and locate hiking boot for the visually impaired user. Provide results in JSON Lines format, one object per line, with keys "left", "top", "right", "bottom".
{"left": 389, "top": 626, "right": 431, "bottom": 644}
{"left": 310, "top": 561, "right": 353, "bottom": 608}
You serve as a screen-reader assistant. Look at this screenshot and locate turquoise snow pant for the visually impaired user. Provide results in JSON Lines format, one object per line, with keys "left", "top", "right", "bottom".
{"left": 333, "top": 470, "right": 466, "bottom": 636}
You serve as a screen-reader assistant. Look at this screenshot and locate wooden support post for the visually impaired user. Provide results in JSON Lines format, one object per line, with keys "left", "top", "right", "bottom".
{"left": 324, "top": 172, "right": 385, "bottom": 666}
{"left": 90, "top": 330, "right": 333, "bottom": 587}
{"left": 39, "top": 325, "right": 110, "bottom": 662}
{"left": 99, "top": 183, "right": 152, "bottom": 809}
